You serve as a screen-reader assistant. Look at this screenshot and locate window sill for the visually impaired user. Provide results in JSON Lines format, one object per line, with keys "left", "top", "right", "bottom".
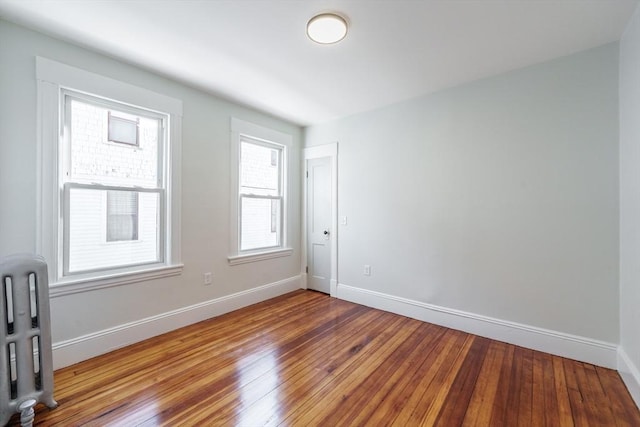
{"left": 228, "top": 248, "right": 293, "bottom": 266}
{"left": 49, "top": 264, "right": 184, "bottom": 298}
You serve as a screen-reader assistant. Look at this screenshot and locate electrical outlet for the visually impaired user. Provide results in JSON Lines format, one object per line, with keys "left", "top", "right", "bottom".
{"left": 203, "top": 272, "right": 212, "bottom": 285}
{"left": 364, "top": 265, "right": 371, "bottom": 276}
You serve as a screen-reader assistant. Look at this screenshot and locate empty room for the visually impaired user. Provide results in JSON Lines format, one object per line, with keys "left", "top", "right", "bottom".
{"left": 1, "top": 0, "right": 640, "bottom": 425}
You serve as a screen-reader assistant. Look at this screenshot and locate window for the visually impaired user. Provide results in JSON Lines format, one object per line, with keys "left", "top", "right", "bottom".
{"left": 36, "top": 57, "right": 183, "bottom": 294}
{"left": 62, "top": 92, "right": 163, "bottom": 274}
{"left": 240, "top": 139, "right": 283, "bottom": 251}
{"left": 108, "top": 111, "right": 139, "bottom": 146}
{"left": 229, "top": 118, "right": 292, "bottom": 265}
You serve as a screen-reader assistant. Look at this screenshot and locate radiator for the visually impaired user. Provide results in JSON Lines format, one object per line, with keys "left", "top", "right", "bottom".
{"left": 1, "top": 254, "right": 57, "bottom": 426}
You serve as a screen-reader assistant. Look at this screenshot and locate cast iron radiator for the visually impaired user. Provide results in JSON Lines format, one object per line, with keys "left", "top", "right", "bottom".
{"left": 0, "top": 254, "right": 57, "bottom": 426}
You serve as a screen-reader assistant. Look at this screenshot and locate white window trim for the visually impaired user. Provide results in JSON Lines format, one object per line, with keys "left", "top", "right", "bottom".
{"left": 228, "top": 118, "right": 293, "bottom": 264}
{"left": 36, "top": 57, "right": 183, "bottom": 295}
{"left": 61, "top": 90, "right": 167, "bottom": 275}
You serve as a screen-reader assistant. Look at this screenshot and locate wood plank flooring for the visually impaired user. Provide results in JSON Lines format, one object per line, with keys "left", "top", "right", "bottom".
{"left": 7, "top": 290, "right": 640, "bottom": 426}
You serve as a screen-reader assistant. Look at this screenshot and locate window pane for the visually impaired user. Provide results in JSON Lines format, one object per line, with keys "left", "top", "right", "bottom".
{"left": 67, "top": 187, "right": 160, "bottom": 273}
{"left": 241, "top": 196, "right": 281, "bottom": 251}
{"left": 69, "top": 98, "right": 160, "bottom": 187}
{"left": 107, "top": 190, "right": 138, "bottom": 242}
{"left": 240, "top": 140, "right": 280, "bottom": 196}
{"left": 108, "top": 113, "right": 138, "bottom": 145}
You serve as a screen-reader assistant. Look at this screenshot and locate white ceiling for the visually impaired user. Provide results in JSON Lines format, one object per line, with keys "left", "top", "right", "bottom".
{"left": 0, "top": 1, "right": 637, "bottom": 126}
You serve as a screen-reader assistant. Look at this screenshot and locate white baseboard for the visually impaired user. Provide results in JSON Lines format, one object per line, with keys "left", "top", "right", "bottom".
{"left": 52, "top": 275, "right": 302, "bottom": 369}
{"left": 330, "top": 279, "right": 338, "bottom": 297}
{"left": 336, "top": 283, "right": 618, "bottom": 369}
{"left": 618, "top": 347, "right": 640, "bottom": 408}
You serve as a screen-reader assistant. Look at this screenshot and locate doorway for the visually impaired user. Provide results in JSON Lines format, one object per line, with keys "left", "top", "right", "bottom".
{"left": 303, "top": 143, "right": 337, "bottom": 296}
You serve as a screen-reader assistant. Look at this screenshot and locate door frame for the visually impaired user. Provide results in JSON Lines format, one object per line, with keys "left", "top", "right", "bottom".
{"left": 302, "top": 142, "right": 338, "bottom": 297}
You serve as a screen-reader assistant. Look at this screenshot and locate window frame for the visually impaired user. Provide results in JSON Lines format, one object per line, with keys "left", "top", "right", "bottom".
{"left": 62, "top": 182, "right": 164, "bottom": 275}
{"left": 228, "top": 118, "right": 293, "bottom": 265}
{"left": 239, "top": 136, "right": 284, "bottom": 252}
{"left": 61, "top": 92, "right": 168, "bottom": 276}
{"left": 239, "top": 195, "right": 283, "bottom": 251}
{"left": 61, "top": 91, "right": 167, "bottom": 275}
{"left": 36, "top": 57, "right": 183, "bottom": 296}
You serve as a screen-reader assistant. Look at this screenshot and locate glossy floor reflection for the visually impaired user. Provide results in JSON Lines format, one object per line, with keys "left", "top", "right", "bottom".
{"left": 7, "top": 290, "right": 640, "bottom": 426}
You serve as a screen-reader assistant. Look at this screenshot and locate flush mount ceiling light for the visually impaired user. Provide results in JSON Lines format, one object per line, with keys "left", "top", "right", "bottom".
{"left": 307, "top": 13, "right": 348, "bottom": 44}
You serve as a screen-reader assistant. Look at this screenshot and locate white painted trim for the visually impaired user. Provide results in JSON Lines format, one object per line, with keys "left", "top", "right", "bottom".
{"left": 50, "top": 264, "right": 184, "bottom": 298}
{"left": 618, "top": 347, "right": 640, "bottom": 408}
{"left": 52, "top": 275, "right": 302, "bottom": 369}
{"left": 36, "top": 79, "right": 61, "bottom": 277}
{"left": 330, "top": 279, "right": 338, "bottom": 296}
{"left": 231, "top": 117, "right": 292, "bottom": 145}
{"left": 305, "top": 142, "right": 338, "bottom": 159}
{"left": 227, "top": 248, "right": 293, "bottom": 265}
{"left": 302, "top": 142, "right": 338, "bottom": 297}
{"left": 337, "top": 283, "right": 618, "bottom": 368}
{"left": 229, "top": 118, "right": 293, "bottom": 261}
{"left": 36, "top": 57, "right": 183, "bottom": 115}
{"left": 35, "top": 57, "right": 183, "bottom": 292}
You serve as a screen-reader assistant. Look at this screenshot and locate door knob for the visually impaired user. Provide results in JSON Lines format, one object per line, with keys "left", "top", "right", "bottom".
{"left": 323, "top": 230, "right": 330, "bottom": 235}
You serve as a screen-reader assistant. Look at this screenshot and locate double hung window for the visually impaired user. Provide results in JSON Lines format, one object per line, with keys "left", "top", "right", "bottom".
{"left": 61, "top": 92, "right": 166, "bottom": 275}
{"left": 229, "top": 118, "right": 292, "bottom": 264}
{"left": 239, "top": 137, "right": 283, "bottom": 251}
{"left": 36, "top": 57, "right": 183, "bottom": 293}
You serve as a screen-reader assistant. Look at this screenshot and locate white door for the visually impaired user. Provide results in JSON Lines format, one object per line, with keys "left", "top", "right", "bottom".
{"left": 307, "top": 156, "right": 332, "bottom": 294}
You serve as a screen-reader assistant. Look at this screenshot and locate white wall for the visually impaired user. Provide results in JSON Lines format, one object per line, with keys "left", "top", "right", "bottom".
{"left": 0, "top": 20, "right": 302, "bottom": 365}
{"left": 619, "top": 5, "right": 640, "bottom": 407}
{"left": 306, "top": 44, "right": 619, "bottom": 349}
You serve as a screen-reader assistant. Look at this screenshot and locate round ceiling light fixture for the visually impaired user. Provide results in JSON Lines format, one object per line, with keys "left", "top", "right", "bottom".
{"left": 306, "top": 13, "right": 348, "bottom": 44}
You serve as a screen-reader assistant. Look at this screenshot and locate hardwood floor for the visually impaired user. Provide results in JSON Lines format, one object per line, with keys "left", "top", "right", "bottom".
{"left": 8, "top": 290, "right": 640, "bottom": 426}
